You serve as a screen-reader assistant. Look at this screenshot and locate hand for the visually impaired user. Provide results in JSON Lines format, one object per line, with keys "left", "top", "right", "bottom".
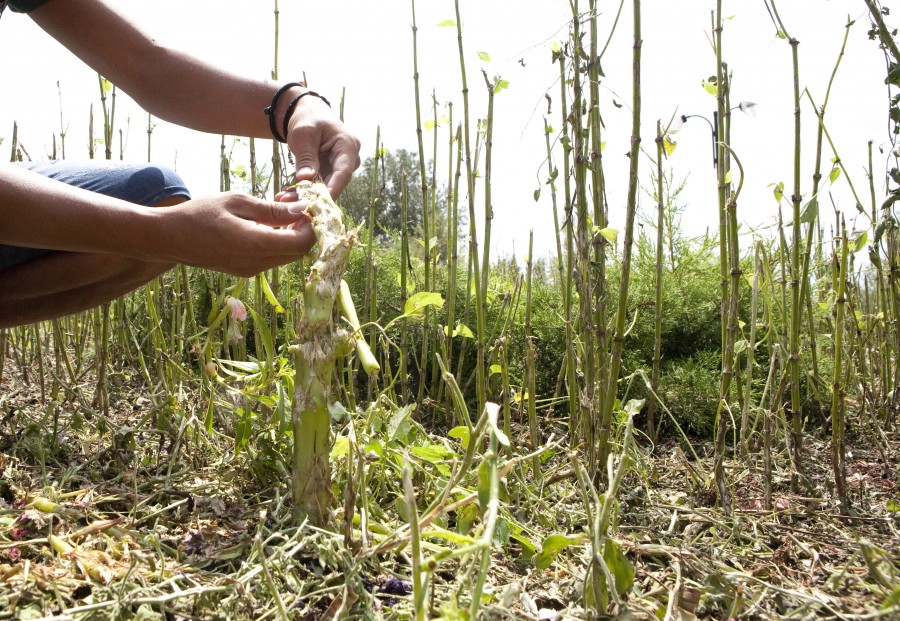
{"left": 286, "top": 94, "right": 361, "bottom": 200}
{"left": 157, "top": 191, "right": 315, "bottom": 277}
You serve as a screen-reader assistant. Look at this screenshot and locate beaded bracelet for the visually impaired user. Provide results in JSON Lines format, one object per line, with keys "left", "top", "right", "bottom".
{"left": 281, "top": 91, "right": 332, "bottom": 142}
{"left": 263, "top": 82, "right": 304, "bottom": 143}
{"left": 263, "top": 82, "right": 331, "bottom": 143}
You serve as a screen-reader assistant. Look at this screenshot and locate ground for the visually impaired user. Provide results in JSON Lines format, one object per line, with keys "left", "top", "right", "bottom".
{"left": 1, "top": 353, "right": 898, "bottom": 620}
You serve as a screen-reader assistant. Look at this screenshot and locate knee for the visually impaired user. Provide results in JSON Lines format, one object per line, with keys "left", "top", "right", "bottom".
{"left": 128, "top": 164, "right": 192, "bottom": 207}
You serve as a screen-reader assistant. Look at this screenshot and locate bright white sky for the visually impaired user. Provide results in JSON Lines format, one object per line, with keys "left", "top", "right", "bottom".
{"left": 0, "top": 0, "right": 891, "bottom": 261}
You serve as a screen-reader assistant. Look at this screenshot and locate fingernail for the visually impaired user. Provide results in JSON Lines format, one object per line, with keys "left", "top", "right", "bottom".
{"left": 287, "top": 201, "right": 308, "bottom": 215}
{"left": 296, "top": 167, "right": 316, "bottom": 177}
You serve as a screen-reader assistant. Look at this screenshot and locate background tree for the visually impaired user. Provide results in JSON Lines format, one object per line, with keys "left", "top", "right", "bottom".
{"left": 341, "top": 148, "right": 450, "bottom": 246}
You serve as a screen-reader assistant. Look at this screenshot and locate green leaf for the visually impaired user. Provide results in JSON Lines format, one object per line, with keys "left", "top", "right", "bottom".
{"left": 887, "top": 498, "right": 900, "bottom": 512}
{"left": 478, "top": 51, "right": 491, "bottom": 62}
{"left": 485, "top": 402, "right": 510, "bottom": 446}
{"left": 448, "top": 426, "right": 470, "bottom": 450}
{"left": 800, "top": 200, "right": 818, "bottom": 225}
{"left": 443, "top": 322, "right": 473, "bottom": 338}
{"left": 533, "top": 533, "right": 586, "bottom": 569}
{"left": 404, "top": 291, "right": 445, "bottom": 317}
{"left": 493, "top": 79, "right": 510, "bottom": 93}
{"left": 248, "top": 307, "right": 275, "bottom": 366}
{"left": 772, "top": 181, "right": 784, "bottom": 203}
{"left": 702, "top": 80, "right": 718, "bottom": 96}
{"left": 234, "top": 407, "right": 253, "bottom": 454}
{"left": 364, "top": 440, "right": 383, "bottom": 459}
{"left": 489, "top": 364, "right": 503, "bottom": 376}
{"left": 388, "top": 404, "right": 415, "bottom": 442}
{"left": 593, "top": 226, "right": 619, "bottom": 244}
{"left": 776, "top": 30, "right": 788, "bottom": 40}
{"left": 453, "top": 323, "right": 474, "bottom": 338}
{"left": 603, "top": 539, "right": 635, "bottom": 596}
{"left": 258, "top": 273, "right": 284, "bottom": 313}
{"left": 477, "top": 458, "right": 490, "bottom": 514}
{"left": 622, "top": 399, "right": 645, "bottom": 418}
{"left": 410, "top": 444, "right": 455, "bottom": 463}
{"left": 533, "top": 188, "right": 541, "bottom": 202}
{"left": 850, "top": 229, "right": 868, "bottom": 253}
{"left": 724, "top": 169, "right": 733, "bottom": 185}
{"left": 734, "top": 339, "right": 749, "bottom": 354}
{"left": 424, "top": 119, "right": 436, "bottom": 131}
{"left": 421, "top": 525, "right": 476, "bottom": 546}
{"left": 883, "top": 585, "right": 900, "bottom": 610}
{"left": 510, "top": 533, "right": 538, "bottom": 561}
{"left": 331, "top": 436, "right": 350, "bottom": 459}
{"left": 436, "top": 19, "right": 457, "bottom": 27}
{"left": 829, "top": 166, "right": 841, "bottom": 184}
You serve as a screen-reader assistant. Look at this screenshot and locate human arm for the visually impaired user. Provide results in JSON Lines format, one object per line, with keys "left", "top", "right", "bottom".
{"left": 27, "top": 0, "right": 360, "bottom": 197}
{"left": 0, "top": 164, "right": 315, "bottom": 277}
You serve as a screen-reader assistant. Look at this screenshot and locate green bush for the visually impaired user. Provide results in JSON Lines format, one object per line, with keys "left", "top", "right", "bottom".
{"left": 657, "top": 351, "right": 721, "bottom": 438}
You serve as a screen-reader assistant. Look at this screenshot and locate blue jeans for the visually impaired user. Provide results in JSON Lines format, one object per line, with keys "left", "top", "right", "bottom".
{"left": 1, "top": 160, "right": 191, "bottom": 272}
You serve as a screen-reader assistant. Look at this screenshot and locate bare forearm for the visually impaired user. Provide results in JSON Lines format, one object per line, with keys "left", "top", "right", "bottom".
{"left": 0, "top": 164, "right": 161, "bottom": 260}
{"left": 29, "top": 0, "right": 294, "bottom": 139}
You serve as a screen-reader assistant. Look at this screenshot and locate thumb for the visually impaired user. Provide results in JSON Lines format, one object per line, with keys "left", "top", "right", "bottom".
{"left": 240, "top": 198, "right": 309, "bottom": 227}
{"left": 291, "top": 127, "right": 323, "bottom": 183}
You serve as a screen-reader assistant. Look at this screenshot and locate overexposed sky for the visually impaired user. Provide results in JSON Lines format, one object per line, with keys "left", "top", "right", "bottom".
{"left": 0, "top": 1, "right": 891, "bottom": 260}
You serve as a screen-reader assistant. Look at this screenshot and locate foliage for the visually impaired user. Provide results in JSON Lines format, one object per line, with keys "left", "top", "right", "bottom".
{"left": 340, "top": 148, "right": 448, "bottom": 245}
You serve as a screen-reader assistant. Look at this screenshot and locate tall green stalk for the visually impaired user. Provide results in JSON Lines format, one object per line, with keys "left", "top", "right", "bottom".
{"left": 831, "top": 218, "right": 849, "bottom": 511}
{"left": 765, "top": 0, "right": 805, "bottom": 486}
{"left": 597, "top": 0, "right": 642, "bottom": 471}
{"left": 648, "top": 121, "right": 665, "bottom": 446}
{"left": 411, "top": 0, "right": 433, "bottom": 403}
{"left": 454, "top": 0, "right": 486, "bottom": 415}
{"left": 569, "top": 0, "right": 598, "bottom": 470}
{"left": 556, "top": 45, "right": 579, "bottom": 446}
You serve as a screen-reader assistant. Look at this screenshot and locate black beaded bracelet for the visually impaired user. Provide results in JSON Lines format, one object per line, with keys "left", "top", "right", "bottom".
{"left": 281, "top": 91, "right": 332, "bottom": 142}
{"left": 263, "top": 81, "right": 304, "bottom": 143}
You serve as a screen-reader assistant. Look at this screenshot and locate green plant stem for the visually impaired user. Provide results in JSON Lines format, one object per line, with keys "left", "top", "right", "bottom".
{"left": 831, "top": 218, "right": 849, "bottom": 511}
{"left": 454, "top": 0, "right": 487, "bottom": 415}
{"left": 597, "top": 0, "right": 642, "bottom": 471}
{"left": 290, "top": 181, "right": 355, "bottom": 526}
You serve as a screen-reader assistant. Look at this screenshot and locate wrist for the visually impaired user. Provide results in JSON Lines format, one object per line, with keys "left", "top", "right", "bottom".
{"left": 264, "top": 82, "right": 332, "bottom": 143}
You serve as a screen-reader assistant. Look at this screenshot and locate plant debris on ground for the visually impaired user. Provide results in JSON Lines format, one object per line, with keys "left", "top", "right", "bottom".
{"left": 1, "top": 355, "right": 897, "bottom": 620}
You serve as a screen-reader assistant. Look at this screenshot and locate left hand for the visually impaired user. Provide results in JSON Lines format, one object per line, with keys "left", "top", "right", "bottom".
{"left": 286, "top": 94, "right": 361, "bottom": 200}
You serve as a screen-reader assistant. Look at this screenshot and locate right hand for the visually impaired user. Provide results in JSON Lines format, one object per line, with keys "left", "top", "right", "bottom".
{"left": 156, "top": 191, "right": 315, "bottom": 277}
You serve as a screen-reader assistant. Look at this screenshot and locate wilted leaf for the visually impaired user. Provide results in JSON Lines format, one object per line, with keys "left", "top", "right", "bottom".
{"left": 603, "top": 539, "right": 635, "bottom": 595}
{"left": 664, "top": 135, "right": 677, "bottom": 155}
{"left": 533, "top": 533, "right": 586, "bottom": 569}
{"left": 485, "top": 402, "right": 510, "bottom": 446}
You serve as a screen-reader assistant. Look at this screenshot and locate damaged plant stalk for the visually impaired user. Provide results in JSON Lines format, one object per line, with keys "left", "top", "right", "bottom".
{"left": 288, "top": 179, "right": 376, "bottom": 525}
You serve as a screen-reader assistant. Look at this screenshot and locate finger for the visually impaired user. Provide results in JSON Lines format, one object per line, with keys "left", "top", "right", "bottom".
{"left": 323, "top": 138, "right": 361, "bottom": 199}
{"left": 260, "top": 221, "right": 317, "bottom": 258}
{"left": 289, "top": 125, "right": 324, "bottom": 183}
{"left": 275, "top": 188, "right": 300, "bottom": 202}
{"left": 233, "top": 197, "right": 309, "bottom": 227}
{"left": 324, "top": 155, "right": 356, "bottom": 200}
